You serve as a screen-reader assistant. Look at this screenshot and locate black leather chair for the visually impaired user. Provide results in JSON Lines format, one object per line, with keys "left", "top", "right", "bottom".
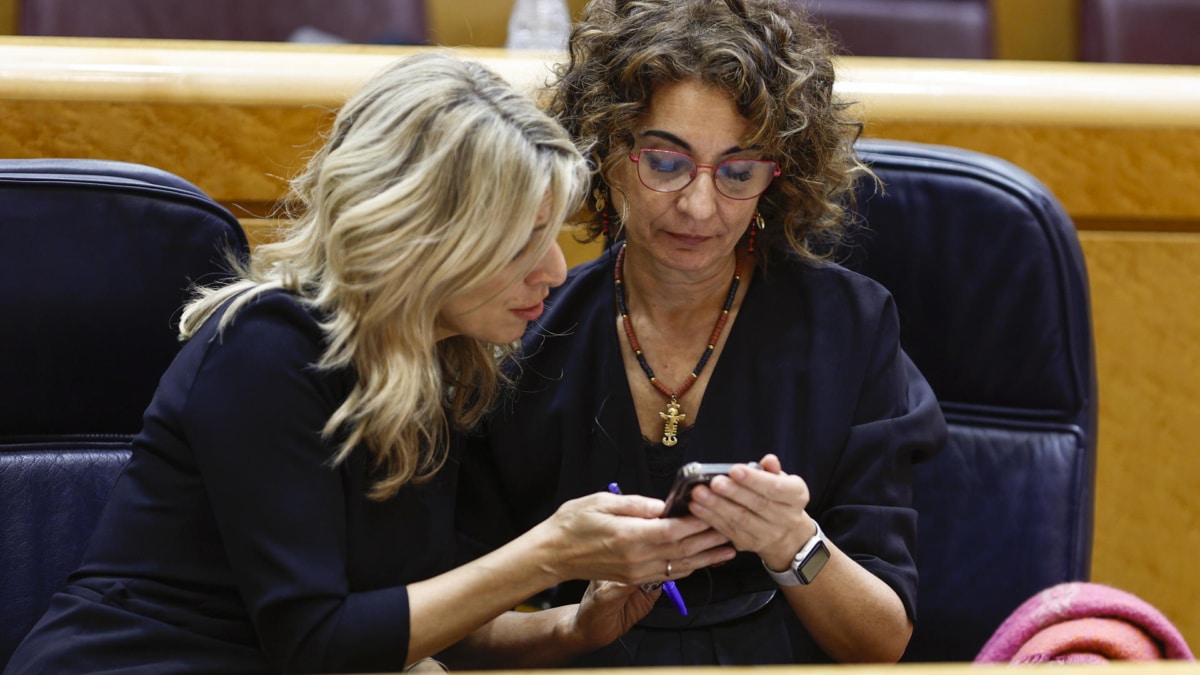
{"left": 839, "top": 140, "right": 1097, "bottom": 661}
{"left": 0, "top": 159, "right": 249, "bottom": 666}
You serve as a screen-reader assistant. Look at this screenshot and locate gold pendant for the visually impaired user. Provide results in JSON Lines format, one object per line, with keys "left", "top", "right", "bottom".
{"left": 659, "top": 399, "right": 686, "bottom": 447}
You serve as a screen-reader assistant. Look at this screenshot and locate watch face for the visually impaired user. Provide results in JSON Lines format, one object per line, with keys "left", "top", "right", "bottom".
{"left": 799, "top": 541, "right": 831, "bottom": 583}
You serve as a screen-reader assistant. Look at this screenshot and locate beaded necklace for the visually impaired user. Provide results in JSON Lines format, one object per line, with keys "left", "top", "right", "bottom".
{"left": 614, "top": 244, "right": 741, "bottom": 446}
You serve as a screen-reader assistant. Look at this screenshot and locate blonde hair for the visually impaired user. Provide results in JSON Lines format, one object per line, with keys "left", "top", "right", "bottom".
{"left": 180, "top": 52, "right": 589, "bottom": 499}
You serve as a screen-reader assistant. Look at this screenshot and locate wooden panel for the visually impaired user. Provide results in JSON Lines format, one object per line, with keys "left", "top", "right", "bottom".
{"left": 1079, "top": 231, "right": 1200, "bottom": 648}
{"left": 0, "top": 0, "right": 15, "bottom": 35}
{"left": 427, "top": 2, "right": 511, "bottom": 48}
{"left": 0, "top": 100, "right": 325, "bottom": 215}
{"left": 864, "top": 123, "right": 1200, "bottom": 221}
{"left": 993, "top": 0, "right": 1078, "bottom": 61}
{"left": 2, "top": 42, "right": 1198, "bottom": 226}
{"left": 428, "top": 0, "right": 588, "bottom": 47}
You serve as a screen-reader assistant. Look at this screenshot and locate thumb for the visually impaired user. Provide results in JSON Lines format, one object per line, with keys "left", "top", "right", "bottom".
{"left": 757, "top": 453, "right": 783, "bottom": 474}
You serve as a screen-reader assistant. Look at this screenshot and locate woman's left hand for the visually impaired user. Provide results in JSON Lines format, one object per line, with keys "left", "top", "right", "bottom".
{"left": 570, "top": 580, "right": 658, "bottom": 650}
{"left": 686, "top": 453, "right": 816, "bottom": 572}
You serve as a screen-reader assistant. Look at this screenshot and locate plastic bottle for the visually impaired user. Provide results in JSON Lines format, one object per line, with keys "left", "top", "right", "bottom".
{"left": 505, "top": 0, "right": 571, "bottom": 51}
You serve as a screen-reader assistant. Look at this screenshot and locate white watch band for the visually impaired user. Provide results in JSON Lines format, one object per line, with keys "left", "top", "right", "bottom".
{"left": 763, "top": 519, "right": 828, "bottom": 587}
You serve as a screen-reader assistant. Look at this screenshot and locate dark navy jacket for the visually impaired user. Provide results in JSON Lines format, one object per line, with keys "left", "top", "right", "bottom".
{"left": 459, "top": 247, "right": 947, "bottom": 665}
{"left": 7, "top": 291, "right": 458, "bottom": 674}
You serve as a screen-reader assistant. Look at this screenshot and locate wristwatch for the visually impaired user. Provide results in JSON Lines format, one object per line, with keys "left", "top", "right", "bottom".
{"left": 763, "top": 519, "right": 830, "bottom": 586}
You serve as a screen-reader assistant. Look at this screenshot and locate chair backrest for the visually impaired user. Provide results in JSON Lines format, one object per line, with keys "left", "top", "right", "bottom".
{"left": 0, "top": 159, "right": 248, "bottom": 666}
{"left": 800, "top": 0, "right": 993, "bottom": 59}
{"left": 840, "top": 140, "right": 1097, "bottom": 661}
{"left": 18, "top": 0, "right": 428, "bottom": 44}
{"left": 1079, "top": 0, "right": 1200, "bottom": 65}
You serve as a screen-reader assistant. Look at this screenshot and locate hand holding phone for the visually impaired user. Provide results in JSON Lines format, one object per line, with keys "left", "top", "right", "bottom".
{"left": 661, "top": 461, "right": 762, "bottom": 517}
{"left": 607, "top": 482, "right": 689, "bottom": 616}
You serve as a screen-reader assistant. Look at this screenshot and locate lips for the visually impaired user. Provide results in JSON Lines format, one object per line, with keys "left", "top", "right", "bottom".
{"left": 512, "top": 301, "right": 545, "bottom": 322}
{"left": 665, "top": 232, "right": 710, "bottom": 246}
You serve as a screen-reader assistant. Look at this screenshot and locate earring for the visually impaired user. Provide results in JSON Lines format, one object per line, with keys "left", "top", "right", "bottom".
{"left": 594, "top": 187, "right": 610, "bottom": 238}
{"left": 747, "top": 211, "right": 765, "bottom": 254}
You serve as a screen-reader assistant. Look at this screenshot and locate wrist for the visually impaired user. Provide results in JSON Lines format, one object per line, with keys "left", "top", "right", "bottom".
{"left": 763, "top": 518, "right": 830, "bottom": 586}
{"left": 518, "top": 520, "right": 570, "bottom": 588}
{"left": 761, "top": 517, "right": 819, "bottom": 571}
{"left": 557, "top": 605, "right": 598, "bottom": 655}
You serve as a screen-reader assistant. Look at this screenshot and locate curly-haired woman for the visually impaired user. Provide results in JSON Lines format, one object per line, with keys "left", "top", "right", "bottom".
{"left": 458, "top": 0, "right": 948, "bottom": 665}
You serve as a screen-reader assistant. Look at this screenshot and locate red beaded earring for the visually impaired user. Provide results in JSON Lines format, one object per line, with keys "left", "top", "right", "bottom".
{"left": 747, "top": 211, "right": 765, "bottom": 253}
{"left": 594, "top": 187, "right": 610, "bottom": 238}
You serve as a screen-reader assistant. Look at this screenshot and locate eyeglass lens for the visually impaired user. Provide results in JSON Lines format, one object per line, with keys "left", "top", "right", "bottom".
{"left": 634, "top": 149, "right": 778, "bottom": 199}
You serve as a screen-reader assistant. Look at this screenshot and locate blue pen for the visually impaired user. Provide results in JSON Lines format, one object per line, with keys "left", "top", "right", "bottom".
{"left": 607, "top": 482, "right": 688, "bottom": 616}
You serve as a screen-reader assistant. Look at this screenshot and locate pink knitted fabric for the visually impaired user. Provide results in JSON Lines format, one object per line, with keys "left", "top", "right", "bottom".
{"left": 975, "top": 582, "right": 1194, "bottom": 664}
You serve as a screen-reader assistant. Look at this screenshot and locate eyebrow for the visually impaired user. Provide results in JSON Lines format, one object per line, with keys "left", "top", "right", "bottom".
{"left": 637, "top": 130, "right": 746, "bottom": 156}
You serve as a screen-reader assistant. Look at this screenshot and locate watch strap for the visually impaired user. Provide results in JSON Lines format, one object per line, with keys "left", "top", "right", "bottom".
{"left": 763, "top": 519, "right": 828, "bottom": 587}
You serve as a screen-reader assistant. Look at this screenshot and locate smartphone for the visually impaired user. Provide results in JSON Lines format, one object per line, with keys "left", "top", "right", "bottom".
{"left": 661, "top": 461, "right": 761, "bottom": 517}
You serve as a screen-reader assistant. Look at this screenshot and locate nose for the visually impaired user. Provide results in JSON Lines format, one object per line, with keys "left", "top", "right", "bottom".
{"left": 529, "top": 238, "right": 568, "bottom": 288}
{"left": 676, "top": 167, "right": 720, "bottom": 220}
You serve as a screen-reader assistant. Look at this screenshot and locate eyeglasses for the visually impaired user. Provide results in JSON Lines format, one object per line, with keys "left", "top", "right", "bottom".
{"left": 628, "top": 148, "right": 780, "bottom": 200}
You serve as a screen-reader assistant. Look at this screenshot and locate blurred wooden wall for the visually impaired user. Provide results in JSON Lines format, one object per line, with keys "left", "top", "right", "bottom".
{"left": 428, "top": 0, "right": 1079, "bottom": 61}
{"left": 427, "top": 0, "right": 588, "bottom": 49}
{"left": 0, "top": 0, "right": 15, "bottom": 34}
{"left": 993, "top": 0, "right": 1078, "bottom": 61}
{"left": 3, "top": 0, "right": 1079, "bottom": 61}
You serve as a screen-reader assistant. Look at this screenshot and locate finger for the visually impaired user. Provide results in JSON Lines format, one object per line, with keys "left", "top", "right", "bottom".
{"left": 754, "top": 453, "right": 783, "bottom": 474}
{"left": 590, "top": 579, "right": 643, "bottom": 602}
{"left": 687, "top": 487, "right": 761, "bottom": 539}
{"left": 624, "top": 524, "right": 737, "bottom": 584}
{"left": 711, "top": 470, "right": 809, "bottom": 514}
{"left": 582, "top": 491, "right": 669, "bottom": 519}
{"left": 664, "top": 543, "right": 738, "bottom": 579}
{"left": 693, "top": 479, "right": 775, "bottom": 523}
{"left": 689, "top": 483, "right": 792, "bottom": 550}
{"left": 656, "top": 512, "right": 724, "bottom": 538}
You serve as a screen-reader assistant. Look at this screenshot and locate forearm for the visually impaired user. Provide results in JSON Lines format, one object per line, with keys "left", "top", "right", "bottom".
{"left": 408, "top": 491, "right": 725, "bottom": 666}
{"left": 779, "top": 540, "right": 912, "bottom": 663}
{"left": 440, "top": 607, "right": 598, "bottom": 669}
{"left": 404, "top": 523, "right": 563, "bottom": 665}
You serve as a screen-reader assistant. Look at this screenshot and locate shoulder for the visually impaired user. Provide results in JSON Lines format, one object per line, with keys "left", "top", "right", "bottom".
{"left": 761, "top": 255, "right": 896, "bottom": 319}
{"left": 166, "top": 290, "right": 352, "bottom": 438}
{"left": 177, "top": 289, "right": 339, "bottom": 401}
{"left": 189, "top": 289, "right": 325, "bottom": 360}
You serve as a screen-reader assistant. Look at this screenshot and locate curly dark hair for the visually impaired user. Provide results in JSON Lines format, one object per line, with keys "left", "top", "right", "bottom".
{"left": 545, "top": 0, "right": 870, "bottom": 262}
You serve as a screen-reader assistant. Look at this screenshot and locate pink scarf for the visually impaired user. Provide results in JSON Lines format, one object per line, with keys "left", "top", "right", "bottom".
{"left": 975, "top": 582, "right": 1194, "bottom": 664}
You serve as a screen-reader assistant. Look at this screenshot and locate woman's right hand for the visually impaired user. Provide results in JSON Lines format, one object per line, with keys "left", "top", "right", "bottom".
{"left": 532, "top": 491, "right": 735, "bottom": 586}
{"left": 569, "top": 580, "right": 658, "bottom": 650}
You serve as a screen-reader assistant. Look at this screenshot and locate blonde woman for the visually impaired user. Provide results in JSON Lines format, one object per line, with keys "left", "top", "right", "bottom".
{"left": 5, "top": 52, "right": 733, "bottom": 674}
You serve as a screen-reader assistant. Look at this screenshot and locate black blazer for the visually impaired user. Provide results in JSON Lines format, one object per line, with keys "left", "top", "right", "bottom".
{"left": 7, "top": 291, "right": 459, "bottom": 674}
{"left": 458, "top": 247, "right": 947, "bottom": 665}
